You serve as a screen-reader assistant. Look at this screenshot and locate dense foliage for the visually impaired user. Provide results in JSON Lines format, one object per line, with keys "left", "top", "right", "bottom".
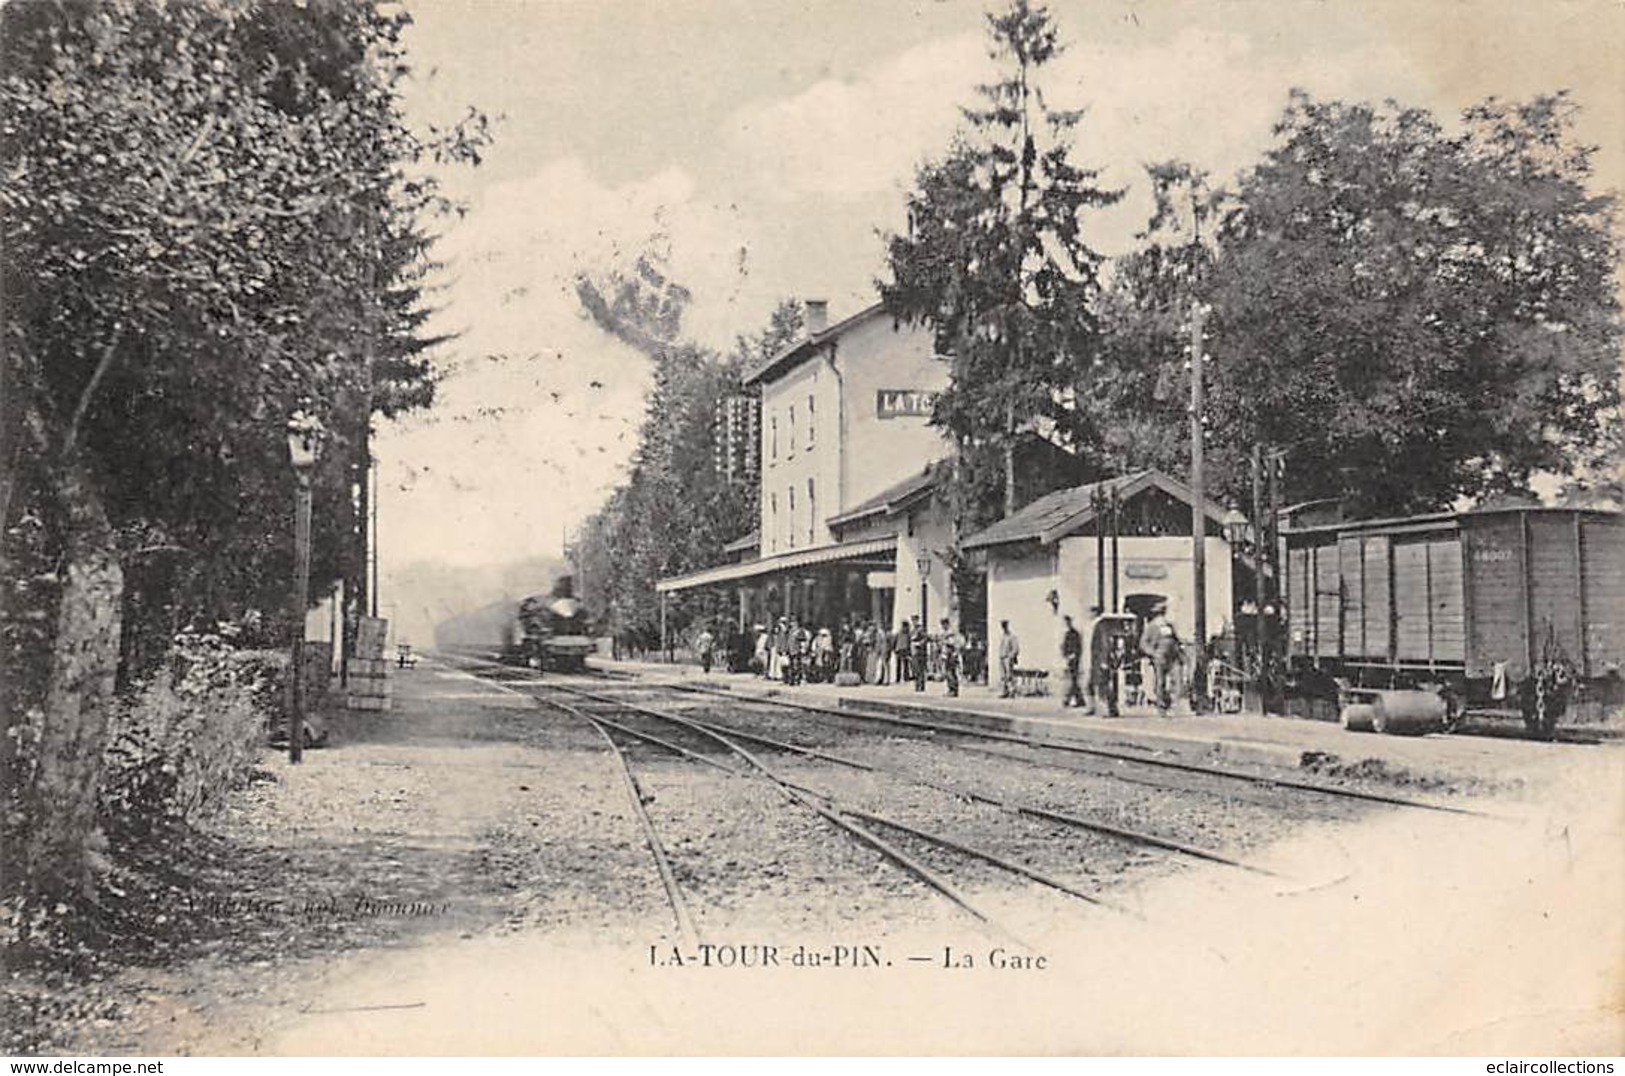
{"left": 1104, "top": 93, "right": 1622, "bottom": 517}
{"left": 1, "top": 0, "right": 484, "bottom": 916}
{"left": 881, "top": 0, "right": 1121, "bottom": 528}
{"left": 571, "top": 262, "right": 800, "bottom": 648}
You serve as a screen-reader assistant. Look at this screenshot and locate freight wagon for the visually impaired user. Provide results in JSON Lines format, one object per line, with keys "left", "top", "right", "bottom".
{"left": 1283, "top": 506, "right": 1623, "bottom": 736}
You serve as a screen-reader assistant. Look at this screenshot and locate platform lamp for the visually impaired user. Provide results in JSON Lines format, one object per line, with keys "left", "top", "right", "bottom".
{"left": 287, "top": 411, "right": 326, "bottom": 764}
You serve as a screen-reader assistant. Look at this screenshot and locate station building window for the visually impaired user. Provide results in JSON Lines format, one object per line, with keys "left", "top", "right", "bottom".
{"left": 787, "top": 485, "right": 797, "bottom": 550}
{"left": 770, "top": 415, "right": 778, "bottom": 462}
{"left": 788, "top": 404, "right": 796, "bottom": 459}
{"left": 768, "top": 492, "right": 778, "bottom": 553}
{"left": 807, "top": 394, "right": 815, "bottom": 447}
{"left": 807, "top": 478, "right": 816, "bottom": 547}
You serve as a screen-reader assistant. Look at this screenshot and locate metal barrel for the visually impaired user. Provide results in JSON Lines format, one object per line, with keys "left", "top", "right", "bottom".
{"left": 1369, "top": 689, "right": 1448, "bottom": 735}
{"left": 1340, "top": 702, "right": 1378, "bottom": 733}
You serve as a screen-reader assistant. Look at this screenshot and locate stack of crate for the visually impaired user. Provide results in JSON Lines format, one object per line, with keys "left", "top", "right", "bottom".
{"left": 346, "top": 616, "right": 391, "bottom": 711}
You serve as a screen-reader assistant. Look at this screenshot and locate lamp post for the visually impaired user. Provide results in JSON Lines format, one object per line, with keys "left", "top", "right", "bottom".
{"left": 916, "top": 555, "right": 931, "bottom": 630}
{"left": 287, "top": 412, "right": 325, "bottom": 764}
{"left": 1188, "top": 301, "right": 1210, "bottom": 714}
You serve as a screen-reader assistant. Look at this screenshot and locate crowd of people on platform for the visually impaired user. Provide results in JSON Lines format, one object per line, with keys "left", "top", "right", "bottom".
{"left": 688, "top": 597, "right": 1232, "bottom": 717}
{"left": 691, "top": 616, "right": 986, "bottom": 695}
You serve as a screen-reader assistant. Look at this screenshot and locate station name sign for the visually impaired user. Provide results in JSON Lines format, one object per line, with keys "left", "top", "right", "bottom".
{"left": 876, "top": 389, "right": 938, "bottom": 419}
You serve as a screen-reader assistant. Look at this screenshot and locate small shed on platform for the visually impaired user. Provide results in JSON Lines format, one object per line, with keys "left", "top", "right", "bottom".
{"left": 962, "top": 470, "right": 1235, "bottom": 682}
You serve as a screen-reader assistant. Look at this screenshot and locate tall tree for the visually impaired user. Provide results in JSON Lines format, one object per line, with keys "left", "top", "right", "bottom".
{"left": 573, "top": 269, "right": 801, "bottom": 646}
{"left": 1093, "top": 161, "right": 1227, "bottom": 478}
{"left": 1201, "top": 91, "right": 1622, "bottom": 516}
{"left": 1, "top": 0, "right": 485, "bottom": 899}
{"left": 881, "top": 0, "right": 1121, "bottom": 528}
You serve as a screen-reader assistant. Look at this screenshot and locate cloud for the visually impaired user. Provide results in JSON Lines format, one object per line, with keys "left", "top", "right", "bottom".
{"left": 723, "top": 33, "right": 990, "bottom": 201}
{"left": 1043, "top": 27, "right": 1430, "bottom": 249}
{"left": 377, "top": 158, "right": 700, "bottom": 568}
{"left": 719, "top": 24, "right": 1430, "bottom": 255}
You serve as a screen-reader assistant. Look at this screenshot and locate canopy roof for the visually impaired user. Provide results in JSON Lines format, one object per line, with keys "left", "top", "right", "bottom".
{"left": 826, "top": 460, "right": 945, "bottom": 529}
{"left": 656, "top": 535, "right": 898, "bottom": 593}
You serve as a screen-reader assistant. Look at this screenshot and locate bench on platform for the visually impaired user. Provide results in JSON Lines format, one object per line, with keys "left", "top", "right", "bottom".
{"left": 1010, "top": 668, "right": 1049, "bottom": 697}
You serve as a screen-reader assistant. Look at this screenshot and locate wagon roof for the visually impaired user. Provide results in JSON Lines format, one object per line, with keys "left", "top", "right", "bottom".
{"left": 1284, "top": 504, "right": 1620, "bottom": 539}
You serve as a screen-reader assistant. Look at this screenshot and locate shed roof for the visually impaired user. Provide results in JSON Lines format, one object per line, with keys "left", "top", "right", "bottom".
{"left": 962, "top": 469, "right": 1231, "bottom": 551}
{"left": 656, "top": 534, "right": 898, "bottom": 593}
{"left": 722, "top": 530, "right": 760, "bottom": 554}
{"left": 826, "top": 460, "right": 945, "bottom": 529}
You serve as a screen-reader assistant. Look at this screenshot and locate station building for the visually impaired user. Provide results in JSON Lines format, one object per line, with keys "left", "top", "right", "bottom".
{"left": 656, "top": 301, "right": 960, "bottom": 634}
{"left": 963, "top": 470, "right": 1237, "bottom": 680}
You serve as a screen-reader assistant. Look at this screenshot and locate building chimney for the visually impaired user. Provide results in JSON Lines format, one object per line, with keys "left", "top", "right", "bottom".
{"left": 805, "top": 299, "right": 829, "bottom": 335}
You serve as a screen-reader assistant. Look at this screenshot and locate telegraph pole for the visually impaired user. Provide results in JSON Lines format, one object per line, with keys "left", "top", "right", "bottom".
{"left": 1265, "top": 448, "right": 1286, "bottom": 712}
{"left": 1094, "top": 486, "right": 1106, "bottom": 613}
{"left": 1189, "top": 301, "right": 1209, "bottom": 713}
{"left": 1251, "top": 443, "right": 1267, "bottom": 708}
{"left": 1109, "top": 484, "right": 1120, "bottom": 614}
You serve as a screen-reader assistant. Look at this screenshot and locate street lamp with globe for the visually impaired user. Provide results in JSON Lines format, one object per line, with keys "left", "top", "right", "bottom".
{"left": 287, "top": 411, "right": 325, "bottom": 764}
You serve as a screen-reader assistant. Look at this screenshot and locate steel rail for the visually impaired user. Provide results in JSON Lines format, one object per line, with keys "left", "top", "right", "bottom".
{"left": 672, "top": 712, "right": 1274, "bottom": 876}
{"left": 531, "top": 683, "right": 1148, "bottom": 945}
{"left": 583, "top": 714, "right": 700, "bottom": 949}
{"left": 449, "top": 658, "right": 1132, "bottom": 927}
{"left": 662, "top": 681, "right": 1486, "bottom": 816}
{"left": 540, "top": 691, "right": 1009, "bottom": 935}
{"left": 535, "top": 683, "right": 1173, "bottom": 918}
{"left": 432, "top": 661, "right": 701, "bottom": 946}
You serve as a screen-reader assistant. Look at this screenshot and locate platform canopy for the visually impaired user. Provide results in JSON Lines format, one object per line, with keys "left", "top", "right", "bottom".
{"left": 655, "top": 535, "right": 899, "bottom": 593}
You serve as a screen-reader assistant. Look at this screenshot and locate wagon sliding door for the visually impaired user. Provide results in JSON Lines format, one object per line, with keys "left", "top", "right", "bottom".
{"left": 1393, "top": 541, "right": 1431, "bottom": 663}
{"left": 1287, "top": 543, "right": 1314, "bottom": 658}
{"left": 1314, "top": 544, "right": 1341, "bottom": 660}
{"left": 1464, "top": 513, "right": 1530, "bottom": 680}
{"left": 1428, "top": 539, "right": 1465, "bottom": 663}
{"left": 1358, "top": 536, "right": 1390, "bottom": 661}
{"left": 1393, "top": 535, "right": 1465, "bottom": 667}
{"left": 1580, "top": 517, "right": 1624, "bottom": 678}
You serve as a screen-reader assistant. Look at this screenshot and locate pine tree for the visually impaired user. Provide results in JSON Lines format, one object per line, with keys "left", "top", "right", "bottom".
{"left": 881, "top": 0, "right": 1121, "bottom": 527}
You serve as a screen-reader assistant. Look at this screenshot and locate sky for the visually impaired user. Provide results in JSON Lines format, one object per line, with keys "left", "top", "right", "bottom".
{"left": 376, "top": 0, "right": 1625, "bottom": 594}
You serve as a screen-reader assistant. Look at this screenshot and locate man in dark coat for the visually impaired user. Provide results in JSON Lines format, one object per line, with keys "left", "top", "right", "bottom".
{"left": 1061, "top": 615, "right": 1084, "bottom": 708}
{"left": 910, "top": 620, "right": 927, "bottom": 692}
{"left": 895, "top": 619, "right": 913, "bottom": 684}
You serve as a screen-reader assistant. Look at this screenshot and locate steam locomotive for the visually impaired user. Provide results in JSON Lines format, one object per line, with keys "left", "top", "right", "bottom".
{"left": 504, "top": 576, "right": 596, "bottom": 673}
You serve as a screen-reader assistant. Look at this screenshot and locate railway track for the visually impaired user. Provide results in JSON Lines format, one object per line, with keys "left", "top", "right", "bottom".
{"left": 444, "top": 659, "right": 1153, "bottom": 939}
{"left": 554, "top": 681, "right": 1273, "bottom": 875}
{"left": 658, "top": 679, "right": 1487, "bottom": 817}
{"left": 527, "top": 680, "right": 1125, "bottom": 949}
{"left": 442, "top": 654, "right": 1486, "bottom": 844}
{"left": 442, "top": 656, "right": 1321, "bottom": 944}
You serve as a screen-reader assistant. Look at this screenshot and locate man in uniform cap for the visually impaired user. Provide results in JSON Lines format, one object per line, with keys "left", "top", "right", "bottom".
{"left": 1139, "top": 600, "right": 1181, "bottom": 715}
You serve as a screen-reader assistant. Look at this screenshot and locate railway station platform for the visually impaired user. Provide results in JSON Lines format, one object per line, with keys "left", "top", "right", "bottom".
{"left": 587, "top": 655, "right": 1621, "bottom": 798}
